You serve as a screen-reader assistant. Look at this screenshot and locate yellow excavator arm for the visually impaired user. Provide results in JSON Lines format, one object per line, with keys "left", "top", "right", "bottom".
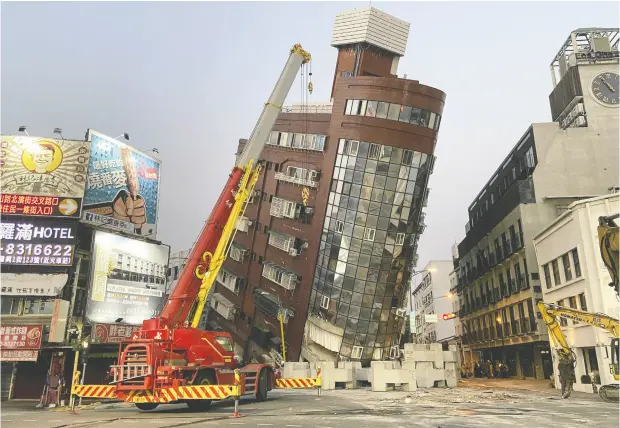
{"left": 537, "top": 301, "right": 620, "bottom": 382}
{"left": 598, "top": 214, "right": 619, "bottom": 297}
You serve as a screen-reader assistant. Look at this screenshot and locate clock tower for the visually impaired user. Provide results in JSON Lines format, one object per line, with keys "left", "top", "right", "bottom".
{"left": 549, "top": 28, "right": 619, "bottom": 129}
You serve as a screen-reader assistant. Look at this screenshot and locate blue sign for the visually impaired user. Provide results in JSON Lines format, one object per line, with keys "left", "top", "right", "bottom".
{"left": 84, "top": 130, "right": 161, "bottom": 238}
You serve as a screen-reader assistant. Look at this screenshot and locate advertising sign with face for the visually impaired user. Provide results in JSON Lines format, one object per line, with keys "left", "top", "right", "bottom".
{"left": 84, "top": 130, "right": 160, "bottom": 238}
{"left": 0, "top": 136, "right": 90, "bottom": 218}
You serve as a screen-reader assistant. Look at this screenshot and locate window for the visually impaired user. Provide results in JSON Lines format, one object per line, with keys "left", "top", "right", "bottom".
{"left": 562, "top": 253, "right": 572, "bottom": 281}
{"left": 387, "top": 103, "right": 400, "bottom": 120}
{"left": 571, "top": 249, "right": 582, "bottom": 277}
{"left": 343, "top": 99, "right": 442, "bottom": 131}
{"left": 578, "top": 293, "right": 588, "bottom": 311}
{"left": 543, "top": 264, "right": 552, "bottom": 289}
{"left": 365, "top": 101, "right": 377, "bottom": 117}
{"left": 335, "top": 221, "right": 344, "bottom": 233}
{"left": 556, "top": 300, "right": 568, "bottom": 326}
{"left": 320, "top": 295, "right": 330, "bottom": 310}
{"left": 347, "top": 140, "right": 359, "bottom": 156}
{"left": 283, "top": 200, "right": 296, "bottom": 219}
{"left": 568, "top": 296, "right": 579, "bottom": 324}
{"left": 364, "top": 227, "right": 376, "bottom": 241}
{"left": 345, "top": 100, "right": 353, "bottom": 115}
{"left": 525, "top": 146, "right": 535, "bottom": 168}
{"left": 395, "top": 233, "right": 405, "bottom": 246}
{"left": 410, "top": 108, "right": 423, "bottom": 125}
{"left": 368, "top": 143, "right": 381, "bottom": 160}
{"left": 402, "top": 150, "right": 413, "bottom": 165}
{"left": 359, "top": 100, "right": 368, "bottom": 116}
{"left": 399, "top": 105, "right": 412, "bottom": 122}
{"left": 551, "top": 260, "right": 561, "bottom": 285}
{"left": 376, "top": 102, "right": 389, "bottom": 119}
{"left": 351, "top": 346, "right": 364, "bottom": 359}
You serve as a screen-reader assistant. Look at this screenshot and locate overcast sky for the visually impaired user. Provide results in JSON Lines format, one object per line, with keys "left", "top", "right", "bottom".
{"left": 2, "top": 1, "right": 619, "bottom": 268}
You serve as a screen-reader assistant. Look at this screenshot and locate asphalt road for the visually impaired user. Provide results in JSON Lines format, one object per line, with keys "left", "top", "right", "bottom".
{"left": 2, "top": 386, "right": 618, "bottom": 428}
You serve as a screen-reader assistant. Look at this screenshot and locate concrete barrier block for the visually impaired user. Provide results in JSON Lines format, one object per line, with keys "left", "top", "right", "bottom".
{"left": 401, "top": 361, "right": 417, "bottom": 392}
{"left": 443, "top": 351, "right": 457, "bottom": 363}
{"left": 431, "top": 368, "right": 445, "bottom": 383}
{"left": 283, "top": 362, "right": 310, "bottom": 379}
{"left": 433, "top": 349, "right": 444, "bottom": 369}
{"left": 413, "top": 344, "right": 430, "bottom": 351}
{"left": 430, "top": 343, "right": 442, "bottom": 353}
{"left": 444, "top": 361, "right": 457, "bottom": 387}
{"left": 412, "top": 350, "right": 435, "bottom": 362}
{"left": 354, "top": 367, "right": 370, "bottom": 382}
{"left": 369, "top": 361, "right": 388, "bottom": 391}
{"left": 448, "top": 344, "right": 457, "bottom": 352}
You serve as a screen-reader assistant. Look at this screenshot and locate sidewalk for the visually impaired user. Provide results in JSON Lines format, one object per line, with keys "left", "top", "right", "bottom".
{"left": 459, "top": 377, "right": 599, "bottom": 400}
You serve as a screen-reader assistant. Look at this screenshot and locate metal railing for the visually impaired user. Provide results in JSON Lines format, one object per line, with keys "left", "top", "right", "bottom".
{"left": 274, "top": 172, "right": 318, "bottom": 188}
{"left": 282, "top": 105, "right": 333, "bottom": 114}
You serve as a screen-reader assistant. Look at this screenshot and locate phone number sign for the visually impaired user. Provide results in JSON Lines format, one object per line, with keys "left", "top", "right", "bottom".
{"left": 0, "top": 218, "right": 77, "bottom": 266}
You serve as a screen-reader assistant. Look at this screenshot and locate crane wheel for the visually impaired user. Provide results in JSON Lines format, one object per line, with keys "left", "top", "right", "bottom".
{"left": 135, "top": 403, "right": 159, "bottom": 411}
{"left": 186, "top": 371, "right": 217, "bottom": 411}
{"left": 255, "top": 369, "right": 269, "bottom": 402}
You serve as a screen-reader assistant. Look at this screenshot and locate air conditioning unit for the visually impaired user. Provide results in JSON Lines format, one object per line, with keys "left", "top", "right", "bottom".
{"left": 301, "top": 241, "right": 309, "bottom": 249}
{"left": 253, "top": 190, "right": 261, "bottom": 197}
{"left": 305, "top": 207, "right": 314, "bottom": 215}
{"left": 395, "top": 308, "right": 407, "bottom": 317}
{"left": 247, "top": 220, "right": 254, "bottom": 227}
{"left": 288, "top": 248, "right": 299, "bottom": 256}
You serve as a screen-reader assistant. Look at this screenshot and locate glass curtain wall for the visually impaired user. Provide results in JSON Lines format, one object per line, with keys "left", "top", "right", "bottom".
{"left": 308, "top": 138, "right": 433, "bottom": 361}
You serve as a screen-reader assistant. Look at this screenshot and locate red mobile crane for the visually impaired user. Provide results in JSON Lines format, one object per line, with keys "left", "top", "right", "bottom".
{"left": 74, "top": 44, "right": 312, "bottom": 411}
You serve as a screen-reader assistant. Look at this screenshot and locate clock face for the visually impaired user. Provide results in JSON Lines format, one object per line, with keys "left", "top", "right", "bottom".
{"left": 591, "top": 72, "right": 620, "bottom": 106}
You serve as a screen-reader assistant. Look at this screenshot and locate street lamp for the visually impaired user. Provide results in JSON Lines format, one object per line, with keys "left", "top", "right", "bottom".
{"left": 53, "top": 128, "right": 64, "bottom": 139}
{"left": 115, "top": 133, "right": 130, "bottom": 141}
{"left": 18, "top": 126, "right": 29, "bottom": 136}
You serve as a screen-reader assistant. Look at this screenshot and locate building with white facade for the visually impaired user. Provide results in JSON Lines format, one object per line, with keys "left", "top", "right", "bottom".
{"left": 533, "top": 193, "right": 620, "bottom": 393}
{"left": 412, "top": 260, "right": 455, "bottom": 343}
{"left": 166, "top": 249, "right": 189, "bottom": 295}
{"left": 454, "top": 28, "right": 618, "bottom": 380}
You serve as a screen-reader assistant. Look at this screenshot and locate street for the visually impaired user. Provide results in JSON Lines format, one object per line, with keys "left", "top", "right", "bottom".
{"left": 2, "top": 382, "right": 618, "bottom": 428}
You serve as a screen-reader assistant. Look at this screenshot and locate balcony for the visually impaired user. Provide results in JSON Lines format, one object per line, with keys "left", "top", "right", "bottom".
{"left": 216, "top": 268, "right": 244, "bottom": 294}
{"left": 268, "top": 230, "right": 305, "bottom": 257}
{"left": 210, "top": 293, "right": 236, "bottom": 321}
{"left": 270, "top": 197, "right": 297, "bottom": 219}
{"left": 275, "top": 167, "right": 319, "bottom": 188}
{"left": 267, "top": 130, "right": 327, "bottom": 152}
{"left": 229, "top": 242, "right": 248, "bottom": 263}
{"left": 254, "top": 288, "right": 280, "bottom": 319}
{"left": 262, "top": 261, "right": 298, "bottom": 291}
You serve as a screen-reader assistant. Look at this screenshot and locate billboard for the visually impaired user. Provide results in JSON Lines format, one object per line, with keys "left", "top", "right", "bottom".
{"left": 86, "top": 230, "right": 169, "bottom": 325}
{"left": 0, "top": 135, "right": 90, "bottom": 218}
{"left": 0, "top": 325, "right": 43, "bottom": 349}
{"left": 0, "top": 217, "right": 77, "bottom": 267}
{"left": 0, "top": 350, "right": 38, "bottom": 362}
{"left": 84, "top": 130, "right": 161, "bottom": 238}
{"left": 92, "top": 323, "right": 141, "bottom": 343}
